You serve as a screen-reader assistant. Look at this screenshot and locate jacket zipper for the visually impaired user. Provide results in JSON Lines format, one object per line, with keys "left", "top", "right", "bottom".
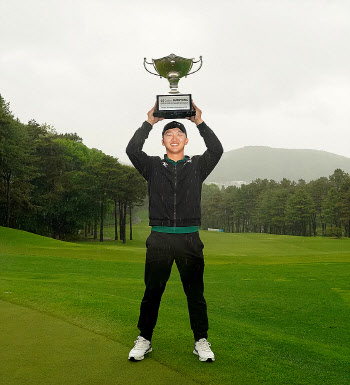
{"left": 174, "top": 163, "right": 177, "bottom": 227}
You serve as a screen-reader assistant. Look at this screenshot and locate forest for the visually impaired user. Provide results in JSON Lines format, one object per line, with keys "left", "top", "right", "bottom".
{"left": 201, "top": 170, "right": 350, "bottom": 237}
{"left": 0, "top": 94, "right": 146, "bottom": 242}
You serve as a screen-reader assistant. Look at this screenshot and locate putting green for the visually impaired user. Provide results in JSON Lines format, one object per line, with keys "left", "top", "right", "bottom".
{"left": 0, "top": 300, "right": 198, "bottom": 385}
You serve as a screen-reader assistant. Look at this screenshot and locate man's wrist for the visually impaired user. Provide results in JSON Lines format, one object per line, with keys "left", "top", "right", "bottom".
{"left": 195, "top": 118, "right": 204, "bottom": 126}
{"left": 146, "top": 120, "right": 154, "bottom": 126}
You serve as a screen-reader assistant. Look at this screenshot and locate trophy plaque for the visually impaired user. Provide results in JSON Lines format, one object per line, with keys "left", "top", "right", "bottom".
{"left": 144, "top": 53, "right": 202, "bottom": 119}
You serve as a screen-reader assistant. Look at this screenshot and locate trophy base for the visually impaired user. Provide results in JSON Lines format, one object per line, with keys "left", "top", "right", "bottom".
{"left": 154, "top": 94, "right": 195, "bottom": 120}
{"left": 153, "top": 110, "right": 195, "bottom": 119}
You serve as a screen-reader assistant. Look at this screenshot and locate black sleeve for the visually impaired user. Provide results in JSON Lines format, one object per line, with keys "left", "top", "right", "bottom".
{"left": 197, "top": 121, "right": 224, "bottom": 181}
{"left": 126, "top": 121, "right": 153, "bottom": 180}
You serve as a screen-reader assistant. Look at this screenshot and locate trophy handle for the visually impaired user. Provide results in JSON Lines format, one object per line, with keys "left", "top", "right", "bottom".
{"left": 144, "top": 58, "right": 162, "bottom": 77}
{"left": 186, "top": 56, "right": 203, "bottom": 76}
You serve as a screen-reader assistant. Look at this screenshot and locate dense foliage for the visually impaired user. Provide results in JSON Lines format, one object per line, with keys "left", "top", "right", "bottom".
{"left": 0, "top": 94, "right": 146, "bottom": 241}
{"left": 201, "top": 170, "right": 350, "bottom": 237}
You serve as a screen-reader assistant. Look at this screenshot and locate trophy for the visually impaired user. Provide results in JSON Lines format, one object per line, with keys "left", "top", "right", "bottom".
{"left": 144, "top": 53, "right": 203, "bottom": 119}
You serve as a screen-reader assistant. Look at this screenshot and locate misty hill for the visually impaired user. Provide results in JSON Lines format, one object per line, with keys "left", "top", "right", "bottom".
{"left": 206, "top": 146, "right": 350, "bottom": 184}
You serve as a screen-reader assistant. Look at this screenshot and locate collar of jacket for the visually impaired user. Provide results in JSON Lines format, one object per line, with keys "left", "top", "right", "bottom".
{"left": 164, "top": 155, "right": 189, "bottom": 165}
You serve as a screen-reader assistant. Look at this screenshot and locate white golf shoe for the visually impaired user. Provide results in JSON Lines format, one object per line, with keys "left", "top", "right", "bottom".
{"left": 128, "top": 336, "right": 152, "bottom": 361}
{"left": 193, "top": 338, "right": 215, "bottom": 362}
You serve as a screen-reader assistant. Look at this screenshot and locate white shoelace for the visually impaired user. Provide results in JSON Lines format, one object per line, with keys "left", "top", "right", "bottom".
{"left": 133, "top": 337, "right": 149, "bottom": 350}
{"left": 197, "top": 338, "right": 212, "bottom": 352}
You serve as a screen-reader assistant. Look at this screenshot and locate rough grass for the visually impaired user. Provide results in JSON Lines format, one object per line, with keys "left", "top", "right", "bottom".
{"left": 0, "top": 216, "right": 349, "bottom": 385}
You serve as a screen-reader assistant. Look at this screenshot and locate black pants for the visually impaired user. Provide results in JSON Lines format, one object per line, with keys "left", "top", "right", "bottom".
{"left": 138, "top": 231, "right": 209, "bottom": 342}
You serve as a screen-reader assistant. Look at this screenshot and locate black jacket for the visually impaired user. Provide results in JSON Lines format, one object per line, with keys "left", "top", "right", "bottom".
{"left": 126, "top": 121, "right": 223, "bottom": 227}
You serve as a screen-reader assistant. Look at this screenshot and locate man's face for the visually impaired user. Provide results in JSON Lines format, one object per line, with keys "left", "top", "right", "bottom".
{"left": 162, "top": 128, "right": 189, "bottom": 154}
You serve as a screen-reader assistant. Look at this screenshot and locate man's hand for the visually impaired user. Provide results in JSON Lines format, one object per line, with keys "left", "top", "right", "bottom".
{"left": 186, "top": 101, "right": 204, "bottom": 126}
{"left": 147, "top": 102, "right": 164, "bottom": 126}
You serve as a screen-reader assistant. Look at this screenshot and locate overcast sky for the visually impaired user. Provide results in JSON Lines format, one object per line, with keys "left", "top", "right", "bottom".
{"left": 1, "top": 0, "right": 349, "bottom": 164}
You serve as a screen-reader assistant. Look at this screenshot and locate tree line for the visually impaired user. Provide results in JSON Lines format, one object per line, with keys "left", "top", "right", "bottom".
{"left": 3, "top": 93, "right": 350, "bottom": 240}
{"left": 0, "top": 94, "right": 147, "bottom": 242}
{"left": 201, "top": 169, "right": 350, "bottom": 237}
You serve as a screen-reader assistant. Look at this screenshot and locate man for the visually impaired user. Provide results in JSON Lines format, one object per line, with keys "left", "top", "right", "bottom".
{"left": 126, "top": 101, "right": 223, "bottom": 362}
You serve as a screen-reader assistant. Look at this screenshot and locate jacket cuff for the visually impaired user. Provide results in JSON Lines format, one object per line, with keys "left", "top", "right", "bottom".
{"left": 197, "top": 121, "right": 207, "bottom": 129}
{"left": 143, "top": 121, "right": 153, "bottom": 130}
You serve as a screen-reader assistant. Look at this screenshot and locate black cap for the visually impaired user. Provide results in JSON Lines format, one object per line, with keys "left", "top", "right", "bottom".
{"left": 162, "top": 121, "right": 187, "bottom": 137}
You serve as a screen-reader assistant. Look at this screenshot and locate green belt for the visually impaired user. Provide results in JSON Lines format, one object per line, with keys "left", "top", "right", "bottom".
{"left": 151, "top": 226, "right": 199, "bottom": 234}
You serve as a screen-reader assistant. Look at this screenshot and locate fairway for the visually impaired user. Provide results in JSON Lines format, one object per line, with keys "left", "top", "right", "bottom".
{"left": 1, "top": 218, "right": 350, "bottom": 385}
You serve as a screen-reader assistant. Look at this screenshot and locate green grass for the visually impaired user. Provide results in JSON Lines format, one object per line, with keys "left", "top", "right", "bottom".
{"left": 1, "top": 214, "right": 350, "bottom": 384}
{"left": 0, "top": 300, "right": 198, "bottom": 385}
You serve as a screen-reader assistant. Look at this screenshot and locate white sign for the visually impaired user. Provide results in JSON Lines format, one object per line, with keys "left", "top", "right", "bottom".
{"left": 158, "top": 95, "right": 191, "bottom": 111}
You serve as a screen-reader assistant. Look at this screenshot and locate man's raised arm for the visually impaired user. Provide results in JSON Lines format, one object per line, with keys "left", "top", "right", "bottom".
{"left": 126, "top": 103, "right": 163, "bottom": 180}
{"left": 187, "top": 102, "right": 224, "bottom": 180}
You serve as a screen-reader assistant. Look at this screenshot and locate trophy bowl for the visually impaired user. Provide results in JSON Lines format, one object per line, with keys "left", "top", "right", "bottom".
{"left": 144, "top": 53, "right": 202, "bottom": 94}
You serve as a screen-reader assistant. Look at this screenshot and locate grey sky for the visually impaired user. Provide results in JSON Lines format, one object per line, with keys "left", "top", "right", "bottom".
{"left": 1, "top": 0, "right": 349, "bottom": 164}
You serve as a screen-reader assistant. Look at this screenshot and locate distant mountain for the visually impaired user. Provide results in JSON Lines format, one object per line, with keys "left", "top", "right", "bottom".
{"left": 206, "top": 146, "right": 350, "bottom": 184}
